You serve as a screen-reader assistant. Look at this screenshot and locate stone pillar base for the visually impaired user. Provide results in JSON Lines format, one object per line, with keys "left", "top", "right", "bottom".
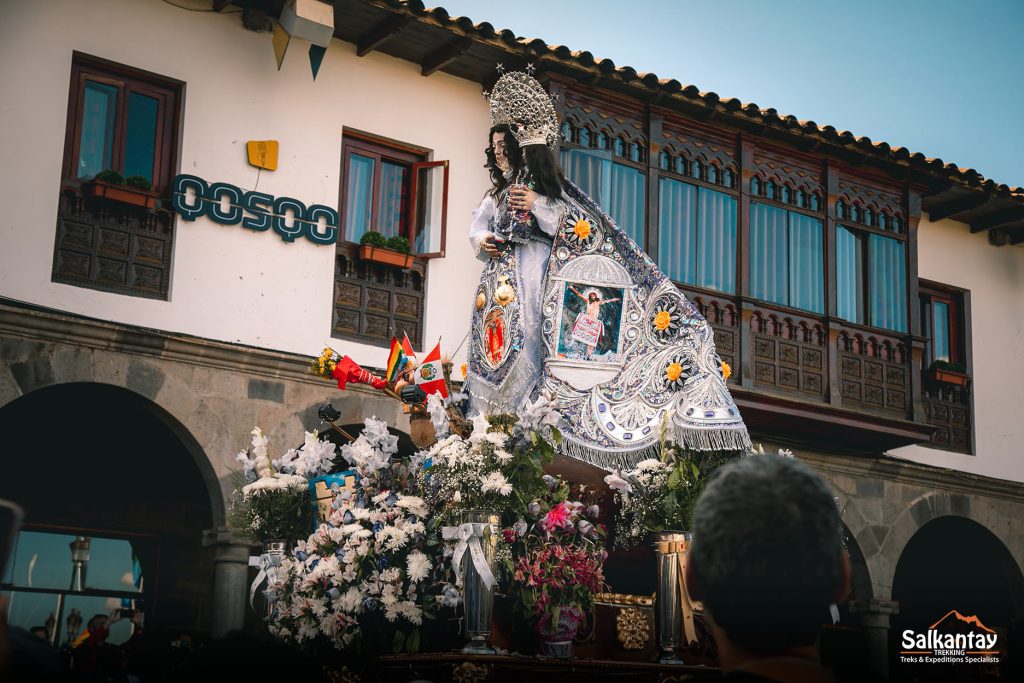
{"left": 849, "top": 598, "right": 900, "bottom": 680}
{"left": 202, "top": 527, "right": 254, "bottom": 638}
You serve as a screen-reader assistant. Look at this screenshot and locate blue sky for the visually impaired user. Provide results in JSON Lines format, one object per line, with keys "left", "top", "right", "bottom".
{"left": 437, "top": 0, "right": 1024, "bottom": 188}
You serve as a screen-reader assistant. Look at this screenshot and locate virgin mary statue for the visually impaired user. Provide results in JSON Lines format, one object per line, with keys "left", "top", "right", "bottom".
{"left": 465, "top": 70, "right": 750, "bottom": 468}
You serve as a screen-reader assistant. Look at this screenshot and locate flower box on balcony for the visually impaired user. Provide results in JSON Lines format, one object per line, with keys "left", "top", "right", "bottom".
{"left": 84, "top": 179, "right": 159, "bottom": 210}
{"left": 926, "top": 367, "right": 969, "bottom": 387}
{"left": 358, "top": 244, "right": 413, "bottom": 269}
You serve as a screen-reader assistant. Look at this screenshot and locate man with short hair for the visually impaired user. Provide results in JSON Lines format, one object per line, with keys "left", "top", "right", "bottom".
{"left": 686, "top": 454, "right": 851, "bottom": 682}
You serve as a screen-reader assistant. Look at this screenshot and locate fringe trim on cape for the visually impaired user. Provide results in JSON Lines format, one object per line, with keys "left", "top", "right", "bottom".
{"left": 559, "top": 426, "right": 753, "bottom": 470}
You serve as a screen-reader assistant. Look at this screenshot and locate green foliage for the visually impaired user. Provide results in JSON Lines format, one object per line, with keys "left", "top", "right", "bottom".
{"left": 123, "top": 175, "right": 152, "bottom": 190}
{"left": 359, "top": 230, "right": 387, "bottom": 247}
{"left": 929, "top": 359, "right": 966, "bottom": 373}
{"left": 93, "top": 169, "right": 124, "bottom": 184}
{"left": 612, "top": 445, "right": 736, "bottom": 548}
{"left": 385, "top": 235, "right": 412, "bottom": 254}
{"left": 228, "top": 483, "right": 312, "bottom": 543}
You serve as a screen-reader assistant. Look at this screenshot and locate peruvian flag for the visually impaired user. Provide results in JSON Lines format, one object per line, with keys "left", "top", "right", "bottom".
{"left": 415, "top": 342, "right": 448, "bottom": 398}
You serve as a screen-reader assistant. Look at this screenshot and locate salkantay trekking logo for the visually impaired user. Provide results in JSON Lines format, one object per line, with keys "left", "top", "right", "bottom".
{"left": 901, "top": 610, "right": 1001, "bottom": 664}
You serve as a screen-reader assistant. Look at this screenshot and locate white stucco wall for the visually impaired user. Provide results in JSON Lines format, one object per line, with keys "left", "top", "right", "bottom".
{"left": 0, "top": 0, "right": 488, "bottom": 366}
{"left": 888, "top": 215, "right": 1024, "bottom": 483}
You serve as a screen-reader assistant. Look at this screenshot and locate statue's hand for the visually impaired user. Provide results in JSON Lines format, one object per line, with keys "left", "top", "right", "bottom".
{"left": 509, "top": 185, "right": 538, "bottom": 211}
{"left": 480, "top": 233, "right": 502, "bottom": 258}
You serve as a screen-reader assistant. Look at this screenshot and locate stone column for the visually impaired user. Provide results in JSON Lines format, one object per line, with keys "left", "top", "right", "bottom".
{"left": 202, "top": 527, "right": 253, "bottom": 638}
{"left": 849, "top": 598, "right": 899, "bottom": 680}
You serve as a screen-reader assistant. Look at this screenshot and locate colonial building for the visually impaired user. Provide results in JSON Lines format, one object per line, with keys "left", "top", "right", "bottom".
{"left": 1, "top": 0, "right": 1021, "bottom": 678}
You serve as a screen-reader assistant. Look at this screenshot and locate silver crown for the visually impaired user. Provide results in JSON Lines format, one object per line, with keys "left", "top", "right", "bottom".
{"left": 488, "top": 70, "right": 559, "bottom": 148}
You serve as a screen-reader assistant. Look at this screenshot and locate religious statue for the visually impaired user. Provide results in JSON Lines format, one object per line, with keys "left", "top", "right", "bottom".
{"left": 466, "top": 69, "right": 750, "bottom": 468}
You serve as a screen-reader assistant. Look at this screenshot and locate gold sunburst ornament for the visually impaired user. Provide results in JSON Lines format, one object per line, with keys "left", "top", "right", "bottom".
{"left": 494, "top": 275, "right": 516, "bottom": 305}
{"left": 651, "top": 301, "right": 682, "bottom": 339}
{"left": 561, "top": 211, "right": 596, "bottom": 247}
{"left": 663, "top": 354, "right": 692, "bottom": 390}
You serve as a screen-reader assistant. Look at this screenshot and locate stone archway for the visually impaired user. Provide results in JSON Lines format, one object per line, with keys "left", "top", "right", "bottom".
{"left": 875, "top": 491, "right": 1024, "bottom": 603}
{"left": 891, "top": 516, "right": 1024, "bottom": 681}
{"left": 0, "top": 382, "right": 220, "bottom": 638}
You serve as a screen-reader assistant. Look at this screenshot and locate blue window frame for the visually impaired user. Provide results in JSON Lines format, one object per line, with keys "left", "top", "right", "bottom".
{"left": 658, "top": 178, "right": 736, "bottom": 293}
{"left": 750, "top": 202, "right": 824, "bottom": 314}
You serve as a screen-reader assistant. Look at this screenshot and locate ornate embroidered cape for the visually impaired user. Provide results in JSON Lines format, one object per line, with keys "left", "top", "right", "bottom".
{"left": 539, "top": 181, "right": 751, "bottom": 468}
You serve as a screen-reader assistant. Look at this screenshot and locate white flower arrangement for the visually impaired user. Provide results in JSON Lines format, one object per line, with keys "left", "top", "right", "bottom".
{"left": 265, "top": 419, "right": 440, "bottom": 655}
{"left": 420, "top": 418, "right": 522, "bottom": 520}
{"left": 231, "top": 426, "right": 337, "bottom": 542}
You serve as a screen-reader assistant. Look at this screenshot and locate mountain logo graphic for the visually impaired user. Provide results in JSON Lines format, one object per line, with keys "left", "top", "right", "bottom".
{"left": 929, "top": 610, "right": 996, "bottom": 634}
{"left": 902, "top": 609, "right": 999, "bottom": 654}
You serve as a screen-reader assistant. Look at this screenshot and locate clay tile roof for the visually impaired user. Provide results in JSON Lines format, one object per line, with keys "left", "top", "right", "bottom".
{"left": 401, "top": 1, "right": 1023, "bottom": 197}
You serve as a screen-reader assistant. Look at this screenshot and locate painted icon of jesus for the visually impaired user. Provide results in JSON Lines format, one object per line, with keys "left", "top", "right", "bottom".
{"left": 567, "top": 284, "right": 621, "bottom": 359}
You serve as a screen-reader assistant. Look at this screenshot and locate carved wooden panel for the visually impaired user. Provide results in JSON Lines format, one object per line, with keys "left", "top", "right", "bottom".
{"left": 332, "top": 247, "right": 425, "bottom": 348}
{"left": 923, "top": 382, "right": 972, "bottom": 454}
{"left": 837, "top": 330, "right": 909, "bottom": 418}
{"left": 52, "top": 189, "right": 173, "bottom": 300}
{"left": 750, "top": 310, "right": 826, "bottom": 400}
{"left": 685, "top": 291, "right": 739, "bottom": 372}
{"left": 836, "top": 173, "right": 906, "bottom": 233}
{"left": 751, "top": 144, "right": 823, "bottom": 211}
{"left": 561, "top": 88, "right": 647, "bottom": 165}
{"left": 661, "top": 121, "right": 737, "bottom": 189}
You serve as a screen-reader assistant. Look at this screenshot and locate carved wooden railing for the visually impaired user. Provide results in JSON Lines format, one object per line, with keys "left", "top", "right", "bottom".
{"left": 52, "top": 188, "right": 174, "bottom": 299}
{"left": 922, "top": 376, "right": 972, "bottom": 454}
{"left": 332, "top": 244, "right": 425, "bottom": 348}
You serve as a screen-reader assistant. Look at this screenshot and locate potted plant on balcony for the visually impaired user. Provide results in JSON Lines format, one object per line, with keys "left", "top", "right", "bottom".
{"left": 926, "top": 360, "right": 969, "bottom": 387}
{"left": 358, "top": 231, "right": 414, "bottom": 268}
{"left": 84, "top": 169, "right": 160, "bottom": 209}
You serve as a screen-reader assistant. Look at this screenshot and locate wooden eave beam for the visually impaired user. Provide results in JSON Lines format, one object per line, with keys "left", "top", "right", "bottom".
{"left": 356, "top": 14, "right": 412, "bottom": 57}
{"left": 421, "top": 36, "right": 474, "bottom": 77}
{"left": 969, "top": 207, "right": 1024, "bottom": 233}
{"left": 927, "top": 193, "right": 989, "bottom": 221}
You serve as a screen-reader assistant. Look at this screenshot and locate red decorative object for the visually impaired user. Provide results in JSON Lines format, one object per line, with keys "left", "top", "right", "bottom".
{"left": 358, "top": 244, "right": 413, "bottom": 269}
{"left": 84, "top": 179, "right": 159, "bottom": 209}
{"left": 536, "top": 606, "right": 583, "bottom": 658}
{"left": 331, "top": 355, "right": 387, "bottom": 391}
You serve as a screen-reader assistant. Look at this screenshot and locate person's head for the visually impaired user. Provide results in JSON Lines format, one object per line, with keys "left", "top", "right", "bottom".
{"left": 87, "top": 614, "right": 108, "bottom": 633}
{"left": 588, "top": 292, "right": 598, "bottom": 303}
{"left": 30, "top": 625, "right": 48, "bottom": 640}
{"left": 687, "top": 454, "right": 849, "bottom": 656}
{"left": 486, "top": 125, "right": 521, "bottom": 194}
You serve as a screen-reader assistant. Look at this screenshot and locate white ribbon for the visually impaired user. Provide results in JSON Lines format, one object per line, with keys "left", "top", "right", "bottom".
{"left": 248, "top": 553, "right": 282, "bottom": 610}
{"left": 442, "top": 523, "right": 496, "bottom": 590}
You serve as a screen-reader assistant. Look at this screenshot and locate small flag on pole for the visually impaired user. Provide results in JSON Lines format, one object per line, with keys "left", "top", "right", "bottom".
{"left": 401, "top": 333, "right": 416, "bottom": 365}
{"left": 384, "top": 337, "right": 407, "bottom": 383}
{"left": 415, "top": 342, "right": 448, "bottom": 399}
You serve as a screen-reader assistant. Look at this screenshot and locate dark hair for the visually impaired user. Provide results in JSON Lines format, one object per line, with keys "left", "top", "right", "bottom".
{"left": 485, "top": 125, "right": 522, "bottom": 197}
{"left": 485, "top": 125, "right": 564, "bottom": 201}
{"left": 689, "top": 455, "right": 843, "bottom": 655}
{"left": 522, "top": 144, "right": 563, "bottom": 200}
{"left": 88, "top": 613, "right": 108, "bottom": 629}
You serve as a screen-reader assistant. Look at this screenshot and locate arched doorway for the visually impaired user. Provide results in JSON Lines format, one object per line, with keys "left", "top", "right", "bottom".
{"left": 891, "top": 516, "right": 1024, "bottom": 681}
{"left": 0, "top": 382, "right": 219, "bottom": 644}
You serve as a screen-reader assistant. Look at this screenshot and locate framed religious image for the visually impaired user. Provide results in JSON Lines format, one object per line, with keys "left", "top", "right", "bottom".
{"left": 556, "top": 282, "right": 625, "bottom": 361}
{"left": 482, "top": 306, "right": 510, "bottom": 368}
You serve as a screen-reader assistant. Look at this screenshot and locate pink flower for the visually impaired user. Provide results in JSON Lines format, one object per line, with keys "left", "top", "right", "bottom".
{"left": 540, "top": 502, "right": 572, "bottom": 532}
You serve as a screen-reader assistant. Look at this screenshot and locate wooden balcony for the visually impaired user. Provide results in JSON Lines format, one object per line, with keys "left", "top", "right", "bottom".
{"left": 682, "top": 286, "right": 945, "bottom": 453}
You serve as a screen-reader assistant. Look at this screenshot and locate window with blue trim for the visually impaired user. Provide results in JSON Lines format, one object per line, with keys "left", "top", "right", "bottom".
{"left": 658, "top": 178, "right": 736, "bottom": 293}
{"left": 749, "top": 203, "right": 824, "bottom": 313}
{"left": 836, "top": 224, "right": 907, "bottom": 332}
{"left": 560, "top": 147, "right": 646, "bottom": 246}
